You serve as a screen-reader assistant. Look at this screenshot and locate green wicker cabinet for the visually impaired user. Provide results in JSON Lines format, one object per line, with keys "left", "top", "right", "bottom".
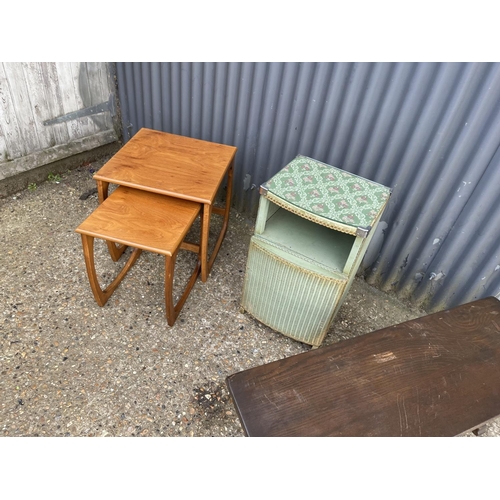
{"left": 241, "top": 155, "right": 391, "bottom": 347}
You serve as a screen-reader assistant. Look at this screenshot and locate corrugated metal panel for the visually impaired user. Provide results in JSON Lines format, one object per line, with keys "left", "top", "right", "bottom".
{"left": 115, "top": 62, "right": 500, "bottom": 311}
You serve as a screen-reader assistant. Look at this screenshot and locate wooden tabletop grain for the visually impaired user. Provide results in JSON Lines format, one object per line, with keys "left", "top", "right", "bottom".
{"left": 76, "top": 186, "right": 201, "bottom": 256}
{"left": 227, "top": 297, "right": 500, "bottom": 436}
{"left": 93, "top": 128, "right": 237, "bottom": 204}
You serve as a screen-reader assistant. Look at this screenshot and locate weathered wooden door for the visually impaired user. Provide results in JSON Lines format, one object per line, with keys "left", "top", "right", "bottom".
{"left": 0, "top": 62, "right": 118, "bottom": 183}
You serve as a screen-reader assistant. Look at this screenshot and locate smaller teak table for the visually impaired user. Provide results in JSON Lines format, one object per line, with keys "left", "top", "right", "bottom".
{"left": 76, "top": 186, "right": 201, "bottom": 326}
{"left": 227, "top": 297, "right": 500, "bottom": 436}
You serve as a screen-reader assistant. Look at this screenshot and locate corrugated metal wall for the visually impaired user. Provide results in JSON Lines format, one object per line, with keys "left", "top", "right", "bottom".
{"left": 115, "top": 62, "right": 500, "bottom": 311}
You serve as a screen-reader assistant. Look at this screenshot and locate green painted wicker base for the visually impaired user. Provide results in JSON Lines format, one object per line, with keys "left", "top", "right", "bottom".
{"left": 242, "top": 156, "right": 391, "bottom": 347}
{"left": 241, "top": 237, "right": 348, "bottom": 347}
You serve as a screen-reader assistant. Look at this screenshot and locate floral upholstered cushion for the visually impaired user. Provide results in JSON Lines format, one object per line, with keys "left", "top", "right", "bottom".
{"left": 262, "top": 155, "right": 391, "bottom": 229}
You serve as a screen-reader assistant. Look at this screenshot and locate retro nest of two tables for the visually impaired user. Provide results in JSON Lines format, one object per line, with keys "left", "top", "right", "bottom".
{"left": 76, "top": 127, "right": 237, "bottom": 326}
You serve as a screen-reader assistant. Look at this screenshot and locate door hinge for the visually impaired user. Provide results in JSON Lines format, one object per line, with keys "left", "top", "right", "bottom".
{"left": 43, "top": 94, "right": 115, "bottom": 126}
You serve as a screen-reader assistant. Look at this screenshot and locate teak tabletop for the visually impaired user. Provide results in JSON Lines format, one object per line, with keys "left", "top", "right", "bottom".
{"left": 93, "top": 128, "right": 237, "bottom": 281}
{"left": 76, "top": 186, "right": 201, "bottom": 256}
{"left": 227, "top": 297, "right": 500, "bottom": 437}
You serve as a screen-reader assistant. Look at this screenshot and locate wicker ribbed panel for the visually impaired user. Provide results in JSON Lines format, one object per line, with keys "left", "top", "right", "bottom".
{"left": 241, "top": 238, "right": 347, "bottom": 346}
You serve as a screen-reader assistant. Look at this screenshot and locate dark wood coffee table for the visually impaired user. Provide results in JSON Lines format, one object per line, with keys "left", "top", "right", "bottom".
{"left": 227, "top": 297, "right": 500, "bottom": 436}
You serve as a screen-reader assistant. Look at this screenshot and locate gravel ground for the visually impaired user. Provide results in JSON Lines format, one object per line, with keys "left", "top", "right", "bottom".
{"left": 1, "top": 157, "right": 499, "bottom": 437}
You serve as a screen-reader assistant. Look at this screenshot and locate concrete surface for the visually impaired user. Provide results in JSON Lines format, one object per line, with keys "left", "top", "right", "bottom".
{"left": 1, "top": 157, "right": 498, "bottom": 437}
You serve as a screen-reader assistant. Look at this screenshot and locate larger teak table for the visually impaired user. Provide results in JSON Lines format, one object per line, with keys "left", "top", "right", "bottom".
{"left": 93, "top": 128, "right": 237, "bottom": 281}
{"left": 227, "top": 297, "right": 500, "bottom": 436}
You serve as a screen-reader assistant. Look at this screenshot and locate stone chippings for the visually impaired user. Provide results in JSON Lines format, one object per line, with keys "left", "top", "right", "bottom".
{"left": 1, "top": 158, "right": 499, "bottom": 438}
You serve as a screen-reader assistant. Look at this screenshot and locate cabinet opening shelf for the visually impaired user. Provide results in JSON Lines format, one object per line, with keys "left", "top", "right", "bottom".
{"left": 257, "top": 204, "right": 356, "bottom": 277}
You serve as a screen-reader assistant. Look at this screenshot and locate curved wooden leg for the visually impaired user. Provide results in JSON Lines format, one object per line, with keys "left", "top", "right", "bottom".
{"left": 80, "top": 234, "right": 142, "bottom": 307}
{"left": 106, "top": 241, "right": 128, "bottom": 262}
{"left": 165, "top": 252, "right": 177, "bottom": 325}
{"left": 96, "top": 180, "right": 128, "bottom": 261}
{"left": 206, "top": 160, "right": 234, "bottom": 279}
{"left": 165, "top": 250, "right": 201, "bottom": 326}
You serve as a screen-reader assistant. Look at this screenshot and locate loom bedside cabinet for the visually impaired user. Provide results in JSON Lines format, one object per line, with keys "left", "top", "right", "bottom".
{"left": 240, "top": 155, "right": 391, "bottom": 347}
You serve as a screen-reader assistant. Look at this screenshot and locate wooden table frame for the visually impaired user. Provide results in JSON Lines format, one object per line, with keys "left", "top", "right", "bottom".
{"left": 76, "top": 186, "right": 202, "bottom": 326}
{"left": 93, "top": 128, "right": 237, "bottom": 283}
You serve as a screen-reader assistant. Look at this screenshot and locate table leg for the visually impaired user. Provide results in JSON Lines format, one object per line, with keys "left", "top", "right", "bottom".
{"left": 96, "top": 180, "right": 109, "bottom": 203}
{"left": 200, "top": 203, "right": 212, "bottom": 282}
{"left": 203, "top": 160, "right": 234, "bottom": 281}
{"left": 165, "top": 248, "right": 201, "bottom": 326}
{"left": 96, "top": 179, "right": 128, "bottom": 262}
{"left": 218, "top": 158, "right": 234, "bottom": 243}
{"left": 472, "top": 425, "right": 487, "bottom": 436}
{"left": 80, "top": 233, "right": 142, "bottom": 307}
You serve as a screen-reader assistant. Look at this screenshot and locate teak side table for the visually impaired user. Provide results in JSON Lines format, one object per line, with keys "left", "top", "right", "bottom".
{"left": 93, "top": 128, "right": 237, "bottom": 282}
{"left": 76, "top": 186, "right": 202, "bottom": 326}
{"left": 241, "top": 155, "right": 391, "bottom": 347}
